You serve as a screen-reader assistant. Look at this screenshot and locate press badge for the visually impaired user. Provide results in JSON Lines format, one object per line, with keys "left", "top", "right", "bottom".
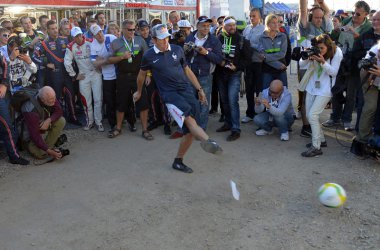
{"left": 128, "top": 57, "right": 133, "bottom": 63}
{"left": 315, "top": 80, "right": 321, "bottom": 89}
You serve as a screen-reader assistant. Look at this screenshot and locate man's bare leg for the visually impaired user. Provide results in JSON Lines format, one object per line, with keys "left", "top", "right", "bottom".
{"left": 116, "top": 111, "right": 125, "bottom": 130}
{"left": 176, "top": 133, "right": 193, "bottom": 159}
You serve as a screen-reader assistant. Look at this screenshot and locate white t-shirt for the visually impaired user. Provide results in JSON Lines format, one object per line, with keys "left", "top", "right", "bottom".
{"left": 90, "top": 34, "right": 117, "bottom": 80}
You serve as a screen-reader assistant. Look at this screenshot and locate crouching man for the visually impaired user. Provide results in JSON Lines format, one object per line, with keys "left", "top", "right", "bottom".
{"left": 22, "top": 86, "right": 68, "bottom": 162}
{"left": 254, "top": 80, "right": 295, "bottom": 141}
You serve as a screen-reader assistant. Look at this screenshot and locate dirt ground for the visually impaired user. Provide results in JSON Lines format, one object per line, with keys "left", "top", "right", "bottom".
{"left": 0, "top": 69, "right": 379, "bottom": 250}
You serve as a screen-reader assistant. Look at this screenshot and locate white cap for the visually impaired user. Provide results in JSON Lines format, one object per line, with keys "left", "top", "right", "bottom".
{"left": 90, "top": 24, "right": 102, "bottom": 36}
{"left": 71, "top": 26, "right": 82, "bottom": 38}
{"left": 178, "top": 20, "right": 191, "bottom": 28}
{"left": 152, "top": 24, "right": 171, "bottom": 40}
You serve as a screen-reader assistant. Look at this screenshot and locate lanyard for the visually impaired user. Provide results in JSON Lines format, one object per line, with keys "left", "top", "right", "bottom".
{"left": 122, "top": 36, "right": 134, "bottom": 53}
{"left": 317, "top": 63, "right": 323, "bottom": 79}
{"left": 223, "top": 35, "right": 232, "bottom": 54}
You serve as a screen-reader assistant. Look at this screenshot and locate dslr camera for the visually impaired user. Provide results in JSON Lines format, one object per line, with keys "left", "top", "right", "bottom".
{"left": 358, "top": 52, "right": 377, "bottom": 71}
{"left": 300, "top": 46, "right": 321, "bottom": 60}
{"left": 183, "top": 41, "right": 198, "bottom": 55}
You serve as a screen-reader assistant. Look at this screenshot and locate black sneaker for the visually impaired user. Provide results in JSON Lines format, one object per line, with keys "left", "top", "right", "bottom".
{"left": 227, "top": 131, "right": 240, "bottom": 141}
{"left": 9, "top": 157, "right": 30, "bottom": 165}
{"left": 147, "top": 122, "right": 158, "bottom": 131}
{"left": 172, "top": 160, "right": 193, "bottom": 173}
{"left": 68, "top": 119, "right": 82, "bottom": 127}
{"left": 300, "top": 126, "right": 312, "bottom": 138}
{"left": 306, "top": 141, "right": 327, "bottom": 148}
{"left": 219, "top": 115, "right": 225, "bottom": 123}
{"left": 164, "top": 124, "right": 171, "bottom": 135}
{"left": 301, "top": 146, "right": 323, "bottom": 157}
{"left": 128, "top": 123, "right": 137, "bottom": 132}
{"left": 216, "top": 124, "right": 231, "bottom": 132}
{"left": 55, "top": 134, "right": 67, "bottom": 147}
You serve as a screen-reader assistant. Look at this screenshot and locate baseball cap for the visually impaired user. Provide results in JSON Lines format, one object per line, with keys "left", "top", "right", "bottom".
{"left": 137, "top": 19, "right": 149, "bottom": 28}
{"left": 90, "top": 24, "right": 102, "bottom": 36}
{"left": 71, "top": 26, "right": 82, "bottom": 37}
{"left": 197, "top": 16, "right": 212, "bottom": 24}
{"left": 178, "top": 20, "right": 191, "bottom": 28}
{"left": 151, "top": 24, "right": 171, "bottom": 39}
{"left": 336, "top": 9, "right": 344, "bottom": 15}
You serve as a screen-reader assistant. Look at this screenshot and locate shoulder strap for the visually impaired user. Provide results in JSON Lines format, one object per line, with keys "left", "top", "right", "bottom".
{"left": 105, "top": 36, "right": 111, "bottom": 52}
{"left": 41, "top": 41, "right": 64, "bottom": 63}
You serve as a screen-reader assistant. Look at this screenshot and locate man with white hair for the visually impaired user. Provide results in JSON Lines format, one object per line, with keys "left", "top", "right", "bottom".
{"left": 64, "top": 26, "right": 104, "bottom": 132}
{"left": 22, "top": 86, "right": 67, "bottom": 161}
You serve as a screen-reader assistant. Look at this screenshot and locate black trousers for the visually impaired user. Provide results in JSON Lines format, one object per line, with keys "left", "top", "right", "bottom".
{"left": 103, "top": 79, "right": 117, "bottom": 128}
{"left": 244, "top": 62, "right": 263, "bottom": 118}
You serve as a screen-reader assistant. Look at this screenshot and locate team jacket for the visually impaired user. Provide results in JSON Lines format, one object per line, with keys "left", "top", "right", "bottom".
{"left": 0, "top": 53, "right": 37, "bottom": 94}
{"left": 32, "top": 36, "right": 69, "bottom": 72}
{"left": 64, "top": 36, "right": 95, "bottom": 77}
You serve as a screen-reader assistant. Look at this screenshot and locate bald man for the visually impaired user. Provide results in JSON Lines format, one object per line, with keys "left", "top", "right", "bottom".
{"left": 254, "top": 80, "right": 294, "bottom": 141}
{"left": 22, "top": 86, "right": 67, "bottom": 160}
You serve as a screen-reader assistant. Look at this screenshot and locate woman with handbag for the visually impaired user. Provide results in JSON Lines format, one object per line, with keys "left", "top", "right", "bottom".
{"left": 299, "top": 34, "right": 343, "bottom": 157}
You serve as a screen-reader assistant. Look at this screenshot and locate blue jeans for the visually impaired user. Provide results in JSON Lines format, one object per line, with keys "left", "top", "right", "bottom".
{"left": 254, "top": 111, "right": 294, "bottom": 133}
{"left": 194, "top": 75, "right": 212, "bottom": 131}
{"left": 217, "top": 72, "right": 241, "bottom": 132}
{"left": 262, "top": 71, "right": 288, "bottom": 89}
{"left": 0, "top": 97, "right": 20, "bottom": 160}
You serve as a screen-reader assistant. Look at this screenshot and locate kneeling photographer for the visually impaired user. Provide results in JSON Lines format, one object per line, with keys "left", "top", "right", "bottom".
{"left": 298, "top": 34, "right": 343, "bottom": 157}
{"left": 351, "top": 43, "right": 380, "bottom": 156}
{"left": 21, "top": 86, "right": 69, "bottom": 163}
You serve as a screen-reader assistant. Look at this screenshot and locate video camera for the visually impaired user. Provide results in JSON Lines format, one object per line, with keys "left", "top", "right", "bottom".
{"left": 358, "top": 51, "right": 377, "bottom": 71}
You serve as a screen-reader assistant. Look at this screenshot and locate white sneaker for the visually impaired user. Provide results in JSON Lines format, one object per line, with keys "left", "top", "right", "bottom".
{"left": 97, "top": 124, "right": 105, "bottom": 132}
{"left": 241, "top": 116, "right": 253, "bottom": 123}
{"left": 83, "top": 123, "right": 94, "bottom": 131}
{"left": 344, "top": 122, "right": 353, "bottom": 131}
{"left": 280, "top": 132, "right": 289, "bottom": 141}
{"left": 255, "top": 129, "right": 272, "bottom": 136}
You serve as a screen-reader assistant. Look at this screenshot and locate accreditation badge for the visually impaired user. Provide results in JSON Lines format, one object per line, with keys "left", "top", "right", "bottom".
{"left": 128, "top": 57, "right": 133, "bottom": 63}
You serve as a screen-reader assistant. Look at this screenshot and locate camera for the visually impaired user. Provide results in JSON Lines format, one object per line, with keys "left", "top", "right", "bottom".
{"left": 58, "top": 148, "right": 70, "bottom": 157}
{"left": 183, "top": 41, "right": 198, "bottom": 54}
{"left": 358, "top": 52, "right": 377, "bottom": 71}
{"left": 18, "top": 46, "right": 28, "bottom": 54}
{"left": 55, "top": 134, "right": 67, "bottom": 147}
{"left": 300, "top": 46, "right": 321, "bottom": 60}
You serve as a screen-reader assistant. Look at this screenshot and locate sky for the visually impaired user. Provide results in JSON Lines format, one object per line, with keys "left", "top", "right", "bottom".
{"left": 279, "top": 0, "right": 378, "bottom": 11}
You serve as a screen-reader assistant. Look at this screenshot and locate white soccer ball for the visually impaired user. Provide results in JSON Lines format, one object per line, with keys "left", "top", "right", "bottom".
{"left": 318, "top": 183, "right": 347, "bottom": 207}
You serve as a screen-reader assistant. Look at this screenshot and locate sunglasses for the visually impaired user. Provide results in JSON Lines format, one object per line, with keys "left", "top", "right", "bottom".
{"left": 353, "top": 11, "right": 361, "bottom": 17}
{"left": 125, "top": 28, "right": 135, "bottom": 32}
{"left": 2, "top": 34, "right": 10, "bottom": 38}
{"left": 279, "top": 21, "right": 284, "bottom": 23}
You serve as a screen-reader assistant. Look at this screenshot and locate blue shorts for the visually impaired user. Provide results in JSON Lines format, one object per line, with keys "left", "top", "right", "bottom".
{"left": 163, "top": 89, "right": 200, "bottom": 134}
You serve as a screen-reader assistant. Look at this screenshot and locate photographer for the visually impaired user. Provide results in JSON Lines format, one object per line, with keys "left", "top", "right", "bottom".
{"left": 215, "top": 16, "right": 251, "bottom": 141}
{"left": 299, "top": 34, "right": 343, "bottom": 157}
{"left": 354, "top": 44, "right": 380, "bottom": 150}
{"left": 22, "top": 86, "right": 67, "bottom": 161}
{"left": 296, "top": 0, "right": 333, "bottom": 138}
{"left": 0, "top": 37, "right": 34, "bottom": 165}
{"left": 254, "top": 80, "right": 294, "bottom": 141}
{"left": 323, "top": 1, "right": 372, "bottom": 131}
{"left": 184, "top": 16, "right": 223, "bottom": 131}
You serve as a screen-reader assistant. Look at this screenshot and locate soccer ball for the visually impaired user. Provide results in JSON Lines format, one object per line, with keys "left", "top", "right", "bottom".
{"left": 318, "top": 183, "right": 347, "bottom": 207}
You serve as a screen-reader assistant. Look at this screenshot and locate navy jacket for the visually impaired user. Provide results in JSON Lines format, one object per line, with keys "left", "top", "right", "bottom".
{"left": 185, "top": 31, "right": 223, "bottom": 77}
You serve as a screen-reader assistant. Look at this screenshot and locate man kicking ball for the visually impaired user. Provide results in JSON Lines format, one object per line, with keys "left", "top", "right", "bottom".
{"left": 133, "top": 24, "right": 222, "bottom": 173}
